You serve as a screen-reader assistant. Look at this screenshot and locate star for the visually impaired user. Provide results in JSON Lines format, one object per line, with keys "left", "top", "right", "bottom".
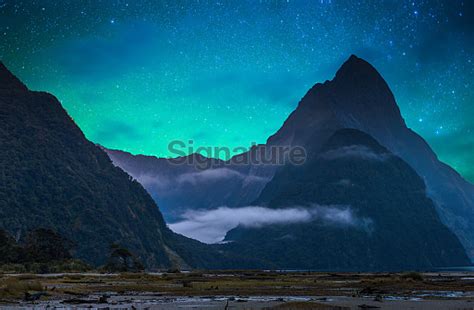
{"left": 1, "top": 0, "right": 472, "bottom": 181}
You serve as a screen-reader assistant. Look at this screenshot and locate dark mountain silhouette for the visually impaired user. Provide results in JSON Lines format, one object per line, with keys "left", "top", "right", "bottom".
{"left": 222, "top": 129, "right": 470, "bottom": 270}
{"left": 0, "top": 63, "right": 28, "bottom": 92}
{"left": 107, "top": 55, "right": 474, "bottom": 261}
{"left": 0, "top": 62, "right": 250, "bottom": 269}
{"left": 264, "top": 55, "right": 474, "bottom": 260}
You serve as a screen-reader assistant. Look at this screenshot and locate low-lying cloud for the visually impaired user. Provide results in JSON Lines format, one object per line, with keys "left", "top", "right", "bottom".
{"left": 176, "top": 168, "right": 267, "bottom": 185}
{"left": 168, "top": 205, "right": 371, "bottom": 244}
{"left": 135, "top": 168, "right": 269, "bottom": 195}
{"left": 319, "top": 145, "right": 390, "bottom": 161}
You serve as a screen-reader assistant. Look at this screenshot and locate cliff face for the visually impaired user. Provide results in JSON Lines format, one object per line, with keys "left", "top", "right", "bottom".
{"left": 0, "top": 62, "right": 234, "bottom": 268}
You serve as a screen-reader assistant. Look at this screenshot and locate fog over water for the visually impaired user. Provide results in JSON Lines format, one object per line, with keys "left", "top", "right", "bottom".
{"left": 168, "top": 204, "right": 369, "bottom": 243}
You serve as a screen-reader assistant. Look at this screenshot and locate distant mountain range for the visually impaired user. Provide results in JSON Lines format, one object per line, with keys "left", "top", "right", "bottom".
{"left": 106, "top": 55, "right": 474, "bottom": 263}
{"left": 1, "top": 55, "right": 473, "bottom": 270}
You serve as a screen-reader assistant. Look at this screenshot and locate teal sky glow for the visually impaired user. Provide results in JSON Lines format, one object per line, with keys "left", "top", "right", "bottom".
{"left": 1, "top": 0, "right": 473, "bottom": 181}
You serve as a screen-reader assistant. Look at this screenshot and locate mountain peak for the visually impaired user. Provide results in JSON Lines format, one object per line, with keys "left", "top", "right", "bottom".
{"left": 267, "top": 55, "right": 406, "bottom": 148}
{"left": 0, "top": 62, "right": 28, "bottom": 92}
{"left": 334, "top": 54, "right": 383, "bottom": 83}
{"left": 328, "top": 55, "right": 406, "bottom": 129}
{"left": 346, "top": 54, "right": 362, "bottom": 64}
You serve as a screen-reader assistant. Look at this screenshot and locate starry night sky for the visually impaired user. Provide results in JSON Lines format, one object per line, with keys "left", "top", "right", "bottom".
{"left": 0, "top": 1, "right": 473, "bottom": 181}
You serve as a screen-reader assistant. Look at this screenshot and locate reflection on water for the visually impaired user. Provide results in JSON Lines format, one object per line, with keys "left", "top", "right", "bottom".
{"left": 435, "top": 266, "right": 474, "bottom": 271}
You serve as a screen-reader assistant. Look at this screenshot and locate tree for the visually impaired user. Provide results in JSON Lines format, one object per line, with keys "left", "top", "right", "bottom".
{"left": 104, "top": 243, "right": 144, "bottom": 272}
{"left": 0, "top": 229, "right": 21, "bottom": 263}
{"left": 22, "top": 229, "right": 73, "bottom": 263}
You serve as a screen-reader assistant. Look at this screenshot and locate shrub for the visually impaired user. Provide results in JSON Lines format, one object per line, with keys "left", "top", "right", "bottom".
{"left": 401, "top": 272, "right": 423, "bottom": 281}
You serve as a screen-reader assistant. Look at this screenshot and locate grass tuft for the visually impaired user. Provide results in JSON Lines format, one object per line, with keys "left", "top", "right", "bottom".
{"left": 0, "top": 277, "right": 44, "bottom": 298}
